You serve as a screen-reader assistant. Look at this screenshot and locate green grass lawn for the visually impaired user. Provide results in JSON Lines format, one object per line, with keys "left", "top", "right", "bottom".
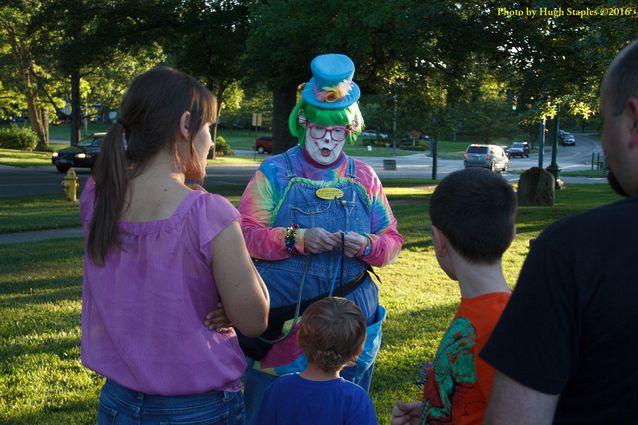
{"left": 508, "top": 168, "right": 607, "bottom": 178}
{"left": 48, "top": 123, "right": 112, "bottom": 140}
{"left": 0, "top": 196, "right": 82, "bottom": 234}
{"left": 0, "top": 148, "right": 58, "bottom": 167}
{"left": 0, "top": 181, "right": 622, "bottom": 424}
{"left": 560, "top": 169, "right": 607, "bottom": 178}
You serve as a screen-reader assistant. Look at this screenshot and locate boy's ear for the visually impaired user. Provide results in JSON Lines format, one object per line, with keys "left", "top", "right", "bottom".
{"left": 507, "top": 224, "right": 517, "bottom": 249}
{"left": 627, "top": 96, "right": 638, "bottom": 149}
{"left": 431, "top": 225, "right": 448, "bottom": 258}
{"left": 351, "top": 344, "right": 364, "bottom": 361}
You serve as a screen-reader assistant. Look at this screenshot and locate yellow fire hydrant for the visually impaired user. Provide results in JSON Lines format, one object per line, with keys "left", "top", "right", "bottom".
{"left": 62, "top": 168, "right": 79, "bottom": 202}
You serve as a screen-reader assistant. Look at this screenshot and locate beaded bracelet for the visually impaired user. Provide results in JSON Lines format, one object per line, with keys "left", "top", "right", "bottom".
{"left": 285, "top": 224, "right": 300, "bottom": 255}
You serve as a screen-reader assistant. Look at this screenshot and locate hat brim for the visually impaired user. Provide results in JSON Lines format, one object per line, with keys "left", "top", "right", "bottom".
{"left": 302, "top": 77, "right": 361, "bottom": 110}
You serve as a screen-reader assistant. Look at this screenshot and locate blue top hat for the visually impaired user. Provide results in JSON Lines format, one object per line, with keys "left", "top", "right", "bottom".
{"left": 301, "top": 54, "right": 361, "bottom": 110}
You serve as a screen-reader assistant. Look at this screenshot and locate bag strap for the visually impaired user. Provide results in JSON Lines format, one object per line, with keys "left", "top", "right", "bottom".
{"left": 258, "top": 255, "right": 312, "bottom": 345}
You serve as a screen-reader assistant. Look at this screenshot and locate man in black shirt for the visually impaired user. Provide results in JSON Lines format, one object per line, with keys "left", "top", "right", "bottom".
{"left": 480, "top": 39, "right": 638, "bottom": 425}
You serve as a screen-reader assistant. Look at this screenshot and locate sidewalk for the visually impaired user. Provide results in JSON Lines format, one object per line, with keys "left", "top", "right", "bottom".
{"left": 0, "top": 227, "right": 83, "bottom": 245}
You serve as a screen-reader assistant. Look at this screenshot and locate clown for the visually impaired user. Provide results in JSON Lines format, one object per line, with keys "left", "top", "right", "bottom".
{"left": 238, "top": 53, "right": 404, "bottom": 423}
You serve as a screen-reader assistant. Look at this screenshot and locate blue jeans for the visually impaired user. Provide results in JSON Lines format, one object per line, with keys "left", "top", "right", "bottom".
{"left": 98, "top": 379, "right": 245, "bottom": 425}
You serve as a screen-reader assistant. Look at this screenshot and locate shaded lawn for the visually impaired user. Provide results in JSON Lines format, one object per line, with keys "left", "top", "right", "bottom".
{"left": 0, "top": 196, "right": 81, "bottom": 234}
{"left": 0, "top": 182, "right": 621, "bottom": 424}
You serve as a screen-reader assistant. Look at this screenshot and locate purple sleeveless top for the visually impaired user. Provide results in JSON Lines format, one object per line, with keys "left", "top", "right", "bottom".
{"left": 80, "top": 178, "right": 245, "bottom": 395}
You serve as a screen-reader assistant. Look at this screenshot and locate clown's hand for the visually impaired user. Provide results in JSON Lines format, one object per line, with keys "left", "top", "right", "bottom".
{"left": 390, "top": 401, "right": 421, "bottom": 425}
{"left": 303, "top": 228, "right": 340, "bottom": 254}
{"left": 342, "top": 231, "right": 368, "bottom": 258}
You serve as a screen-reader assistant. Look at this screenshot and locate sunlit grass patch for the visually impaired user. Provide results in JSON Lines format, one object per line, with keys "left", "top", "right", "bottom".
{"left": 207, "top": 155, "right": 264, "bottom": 165}
{"left": 0, "top": 148, "right": 54, "bottom": 167}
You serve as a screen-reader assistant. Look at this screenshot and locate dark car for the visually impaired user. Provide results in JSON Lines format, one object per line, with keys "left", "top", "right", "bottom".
{"left": 254, "top": 135, "right": 272, "bottom": 154}
{"left": 51, "top": 132, "right": 106, "bottom": 173}
{"left": 506, "top": 141, "right": 530, "bottom": 158}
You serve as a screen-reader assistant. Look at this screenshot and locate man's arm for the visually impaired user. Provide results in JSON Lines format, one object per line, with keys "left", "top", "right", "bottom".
{"left": 485, "top": 370, "right": 559, "bottom": 425}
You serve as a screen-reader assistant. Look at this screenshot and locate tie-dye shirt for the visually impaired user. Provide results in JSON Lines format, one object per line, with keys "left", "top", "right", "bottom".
{"left": 239, "top": 145, "right": 403, "bottom": 266}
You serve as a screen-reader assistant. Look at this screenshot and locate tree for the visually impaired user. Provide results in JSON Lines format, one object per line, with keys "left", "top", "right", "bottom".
{"left": 86, "top": 45, "right": 166, "bottom": 116}
{"left": 29, "top": 0, "right": 173, "bottom": 145}
{"left": 492, "top": 0, "right": 638, "bottom": 123}
{"left": 168, "top": 0, "right": 250, "bottom": 157}
{"left": 0, "top": 1, "right": 63, "bottom": 147}
{"left": 245, "top": 0, "right": 409, "bottom": 154}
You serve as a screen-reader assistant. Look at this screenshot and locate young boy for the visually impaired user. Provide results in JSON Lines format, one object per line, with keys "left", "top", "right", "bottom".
{"left": 391, "top": 168, "right": 516, "bottom": 425}
{"left": 255, "top": 297, "right": 378, "bottom": 425}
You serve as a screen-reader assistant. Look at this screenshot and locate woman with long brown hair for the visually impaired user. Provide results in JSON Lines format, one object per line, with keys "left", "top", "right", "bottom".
{"left": 80, "top": 66, "right": 269, "bottom": 424}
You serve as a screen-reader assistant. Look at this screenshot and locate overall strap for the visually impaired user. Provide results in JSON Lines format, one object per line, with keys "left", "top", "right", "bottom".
{"left": 346, "top": 156, "right": 356, "bottom": 178}
{"left": 283, "top": 152, "right": 296, "bottom": 178}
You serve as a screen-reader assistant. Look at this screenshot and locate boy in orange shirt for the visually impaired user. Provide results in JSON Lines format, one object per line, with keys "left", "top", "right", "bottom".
{"left": 391, "top": 168, "right": 516, "bottom": 425}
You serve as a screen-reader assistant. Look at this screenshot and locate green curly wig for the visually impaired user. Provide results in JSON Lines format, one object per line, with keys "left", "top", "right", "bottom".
{"left": 288, "top": 99, "right": 364, "bottom": 146}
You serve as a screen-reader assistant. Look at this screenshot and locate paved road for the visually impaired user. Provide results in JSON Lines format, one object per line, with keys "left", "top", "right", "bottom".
{"left": 0, "top": 133, "right": 605, "bottom": 198}
{"left": 360, "top": 132, "right": 605, "bottom": 184}
{"left": 0, "top": 163, "right": 258, "bottom": 198}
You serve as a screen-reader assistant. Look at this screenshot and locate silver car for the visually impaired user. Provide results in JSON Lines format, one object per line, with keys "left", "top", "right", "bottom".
{"left": 464, "top": 144, "right": 509, "bottom": 173}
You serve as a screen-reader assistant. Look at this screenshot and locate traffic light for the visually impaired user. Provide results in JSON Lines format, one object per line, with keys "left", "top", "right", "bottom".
{"left": 511, "top": 95, "right": 518, "bottom": 111}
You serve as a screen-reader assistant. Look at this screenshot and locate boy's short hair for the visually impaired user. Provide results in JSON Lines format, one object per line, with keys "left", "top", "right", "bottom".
{"left": 297, "top": 297, "right": 366, "bottom": 373}
{"left": 429, "top": 168, "right": 516, "bottom": 264}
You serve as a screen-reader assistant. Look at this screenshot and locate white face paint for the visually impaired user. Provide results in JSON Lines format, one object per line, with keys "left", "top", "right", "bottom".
{"left": 304, "top": 123, "right": 346, "bottom": 165}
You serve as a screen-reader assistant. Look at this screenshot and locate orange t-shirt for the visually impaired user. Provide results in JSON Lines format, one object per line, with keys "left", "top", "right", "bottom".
{"left": 420, "top": 292, "right": 510, "bottom": 425}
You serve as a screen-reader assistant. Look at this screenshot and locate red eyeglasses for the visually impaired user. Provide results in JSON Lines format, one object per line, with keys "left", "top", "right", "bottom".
{"left": 307, "top": 123, "right": 350, "bottom": 141}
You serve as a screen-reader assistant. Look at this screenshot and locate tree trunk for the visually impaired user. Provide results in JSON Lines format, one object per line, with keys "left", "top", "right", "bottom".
{"left": 272, "top": 86, "right": 297, "bottom": 155}
{"left": 6, "top": 28, "right": 49, "bottom": 148}
{"left": 26, "top": 98, "right": 49, "bottom": 149}
{"left": 42, "top": 109, "right": 49, "bottom": 145}
{"left": 70, "top": 70, "right": 81, "bottom": 146}
{"left": 209, "top": 84, "right": 225, "bottom": 159}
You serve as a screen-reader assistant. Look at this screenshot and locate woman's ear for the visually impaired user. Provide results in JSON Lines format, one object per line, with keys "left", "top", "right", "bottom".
{"left": 179, "top": 111, "right": 191, "bottom": 140}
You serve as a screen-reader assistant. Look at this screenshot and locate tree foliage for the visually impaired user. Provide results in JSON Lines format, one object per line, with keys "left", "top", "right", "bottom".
{"left": 166, "top": 0, "right": 250, "bottom": 155}
{"left": 2, "top": 0, "right": 637, "bottom": 151}
{"left": 0, "top": 0, "right": 64, "bottom": 147}
{"left": 245, "top": 0, "right": 409, "bottom": 153}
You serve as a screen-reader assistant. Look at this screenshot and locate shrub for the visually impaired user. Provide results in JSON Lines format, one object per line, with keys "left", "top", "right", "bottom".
{"left": 399, "top": 140, "right": 428, "bottom": 151}
{"left": 207, "top": 135, "right": 234, "bottom": 158}
{"left": 0, "top": 126, "right": 39, "bottom": 151}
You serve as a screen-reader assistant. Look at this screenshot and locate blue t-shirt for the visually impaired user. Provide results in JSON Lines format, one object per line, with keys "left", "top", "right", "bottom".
{"left": 255, "top": 373, "right": 378, "bottom": 425}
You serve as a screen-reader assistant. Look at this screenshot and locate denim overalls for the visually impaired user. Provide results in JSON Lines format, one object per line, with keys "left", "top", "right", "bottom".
{"left": 243, "top": 151, "right": 386, "bottom": 423}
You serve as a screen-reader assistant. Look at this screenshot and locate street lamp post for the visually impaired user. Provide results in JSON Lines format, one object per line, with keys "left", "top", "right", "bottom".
{"left": 431, "top": 110, "right": 437, "bottom": 180}
{"left": 392, "top": 94, "right": 397, "bottom": 155}
{"left": 537, "top": 117, "right": 545, "bottom": 168}
{"left": 546, "top": 104, "right": 561, "bottom": 185}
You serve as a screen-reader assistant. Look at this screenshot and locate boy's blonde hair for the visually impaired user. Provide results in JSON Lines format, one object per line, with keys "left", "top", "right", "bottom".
{"left": 297, "top": 297, "right": 366, "bottom": 373}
